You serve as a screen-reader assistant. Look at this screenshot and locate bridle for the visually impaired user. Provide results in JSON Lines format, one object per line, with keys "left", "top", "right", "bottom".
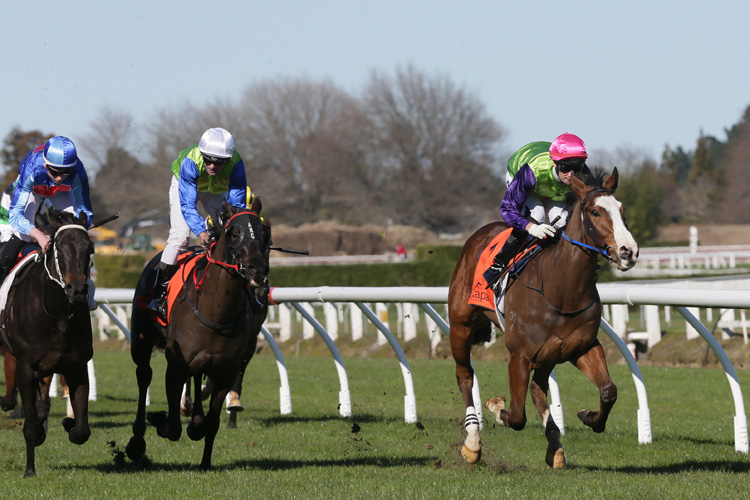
{"left": 560, "top": 188, "right": 616, "bottom": 262}
{"left": 185, "top": 210, "right": 266, "bottom": 332}
{"left": 43, "top": 224, "right": 90, "bottom": 289}
{"left": 204, "top": 210, "right": 265, "bottom": 277}
{"left": 39, "top": 223, "right": 90, "bottom": 320}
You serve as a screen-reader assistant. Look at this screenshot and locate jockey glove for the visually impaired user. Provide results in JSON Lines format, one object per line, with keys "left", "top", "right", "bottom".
{"left": 528, "top": 223, "right": 556, "bottom": 239}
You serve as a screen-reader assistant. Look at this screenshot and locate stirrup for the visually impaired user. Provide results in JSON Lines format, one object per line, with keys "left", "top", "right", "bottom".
{"left": 147, "top": 295, "right": 165, "bottom": 313}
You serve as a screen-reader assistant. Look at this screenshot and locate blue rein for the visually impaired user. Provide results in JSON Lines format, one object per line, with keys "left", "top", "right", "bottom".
{"left": 561, "top": 231, "right": 610, "bottom": 258}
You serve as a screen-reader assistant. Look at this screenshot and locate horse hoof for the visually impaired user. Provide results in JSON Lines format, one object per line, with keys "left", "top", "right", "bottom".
{"left": 485, "top": 397, "right": 506, "bottom": 425}
{"left": 546, "top": 448, "right": 566, "bottom": 469}
{"left": 577, "top": 409, "right": 606, "bottom": 433}
{"left": 460, "top": 444, "right": 482, "bottom": 464}
{"left": 62, "top": 417, "right": 75, "bottom": 432}
{"left": 0, "top": 395, "right": 16, "bottom": 412}
{"left": 227, "top": 419, "right": 237, "bottom": 430}
{"left": 226, "top": 391, "right": 244, "bottom": 411}
{"left": 23, "top": 468, "right": 36, "bottom": 478}
{"left": 186, "top": 421, "right": 204, "bottom": 441}
{"left": 126, "top": 436, "right": 146, "bottom": 461}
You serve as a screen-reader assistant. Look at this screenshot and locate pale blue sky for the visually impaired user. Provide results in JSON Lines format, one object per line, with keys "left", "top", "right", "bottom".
{"left": 3, "top": 0, "right": 749, "bottom": 164}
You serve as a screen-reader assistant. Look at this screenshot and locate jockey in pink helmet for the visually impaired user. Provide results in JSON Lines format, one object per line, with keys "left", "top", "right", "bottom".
{"left": 484, "top": 133, "right": 590, "bottom": 290}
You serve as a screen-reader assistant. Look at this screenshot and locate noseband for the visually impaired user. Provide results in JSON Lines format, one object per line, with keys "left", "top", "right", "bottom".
{"left": 44, "top": 224, "right": 90, "bottom": 289}
{"left": 204, "top": 211, "right": 264, "bottom": 276}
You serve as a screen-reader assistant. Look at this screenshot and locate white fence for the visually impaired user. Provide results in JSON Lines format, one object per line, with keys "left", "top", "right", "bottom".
{"left": 92, "top": 281, "right": 750, "bottom": 454}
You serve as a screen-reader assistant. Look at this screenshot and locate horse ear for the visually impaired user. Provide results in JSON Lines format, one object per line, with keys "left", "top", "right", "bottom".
{"left": 251, "top": 195, "right": 262, "bottom": 214}
{"left": 604, "top": 167, "right": 619, "bottom": 194}
{"left": 35, "top": 209, "right": 51, "bottom": 232}
{"left": 77, "top": 211, "right": 89, "bottom": 227}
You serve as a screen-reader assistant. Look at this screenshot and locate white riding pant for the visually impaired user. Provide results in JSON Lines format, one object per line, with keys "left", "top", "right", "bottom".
{"left": 160, "top": 176, "right": 225, "bottom": 266}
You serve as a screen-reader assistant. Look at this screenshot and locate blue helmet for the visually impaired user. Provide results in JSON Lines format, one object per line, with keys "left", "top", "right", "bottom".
{"left": 43, "top": 136, "right": 78, "bottom": 168}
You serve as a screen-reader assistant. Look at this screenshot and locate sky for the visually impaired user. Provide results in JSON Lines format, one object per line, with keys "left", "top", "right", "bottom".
{"left": 3, "top": 0, "right": 750, "bottom": 165}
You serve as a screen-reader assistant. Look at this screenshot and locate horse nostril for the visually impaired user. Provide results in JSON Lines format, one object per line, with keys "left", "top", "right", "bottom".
{"left": 619, "top": 247, "right": 632, "bottom": 260}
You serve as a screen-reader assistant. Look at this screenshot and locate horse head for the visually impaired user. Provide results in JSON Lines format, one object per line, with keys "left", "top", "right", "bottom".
{"left": 209, "top": 197, "right": 269, "bottom": 289}
{"left": 570, "top": 167, "right": 639, "bottom": 271}
{"left": 34, "top": 208, "right": 94, "bottom": 305}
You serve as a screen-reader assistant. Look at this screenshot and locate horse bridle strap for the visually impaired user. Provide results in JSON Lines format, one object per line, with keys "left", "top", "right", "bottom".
{"left": 204, "top": 210, "right": 261, "bottom": 273}
{"left": 560, "top": 231, "right": 610, "bottom": 258}
{"left": 45, "top": 224, "right": 89, "bottom": 289}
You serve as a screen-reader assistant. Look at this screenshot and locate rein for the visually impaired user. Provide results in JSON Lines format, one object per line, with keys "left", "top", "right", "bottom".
{"left": 40, "top": 223, "right": 89, "bottom": 321}
{"left": 508, "top": 188, "right": 613, "bottom": 317}
{"left": 44, "top": 224, "right": 89, "bottom": 289}
{"left": 183, "top": 210, "right": 262, "bottom": 332}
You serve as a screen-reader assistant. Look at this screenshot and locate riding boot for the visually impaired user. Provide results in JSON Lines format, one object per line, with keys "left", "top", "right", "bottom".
{"left": 0, "top": 236, "right": 25, "bottom": 285}
{"left": 147, "top": 262, "right": 177, "bottom": 313}
{"left": 483, "top": 229, "right": 525, "bottom": 292}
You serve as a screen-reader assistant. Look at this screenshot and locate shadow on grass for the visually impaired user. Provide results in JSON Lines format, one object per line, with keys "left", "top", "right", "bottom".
{"left": 579, "top": 459, "right": 750, "bottom": 474}
{"left": 57, "top": 455, "right": 434, "bottom": 474}
{"left": 257, "top": 412, "right": 404, "bottom": 427}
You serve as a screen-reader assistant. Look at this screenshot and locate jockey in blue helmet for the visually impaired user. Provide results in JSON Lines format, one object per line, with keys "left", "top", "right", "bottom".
{"left": 0, "top": 136, "right": 93, "bottom": 284}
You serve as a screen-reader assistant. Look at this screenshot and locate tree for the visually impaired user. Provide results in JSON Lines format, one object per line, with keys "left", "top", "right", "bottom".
{"left": 615, "top": 161, "right": 664, "bottom": 244}
{"left": 79, "top": 107, "right": 137, "bottom": 177}
{"left": 360, "top": 65, "right": 505, "bottom": 232}
{"left": 1, "top": 127, "right": 55, "bottom": 187}
{"left": 715, "top": 105, "right": 750, "bottom": 223}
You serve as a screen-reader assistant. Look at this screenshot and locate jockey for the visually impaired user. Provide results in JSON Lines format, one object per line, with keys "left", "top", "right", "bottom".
{"left": 148, "top": 127, "right": 248, "bottom": 312}
{"left": 484, "top": 133, "right": 591, "bottom": 290}
{"left": 0, "top": 136, "right": 93, "bottom": 284}
{"left": 0, "top": 179, "right": 17, "bottom": 243}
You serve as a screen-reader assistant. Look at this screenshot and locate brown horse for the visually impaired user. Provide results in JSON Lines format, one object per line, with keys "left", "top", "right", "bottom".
{"left": 0, "top": 209, "right": 94, "bottom": 477}
{"left": 449, "top": 168, "right": 638, "bottom": 468}
{"left": 125, "top": 198, "right": 269, "bottom": 470}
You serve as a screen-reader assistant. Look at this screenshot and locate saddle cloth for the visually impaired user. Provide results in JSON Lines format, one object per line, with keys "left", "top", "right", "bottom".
{"left": 0, "top": 252, "right": 41, "bottom": 327}
{"left": 467, "top": 229, "right": 540, "bottom": 312}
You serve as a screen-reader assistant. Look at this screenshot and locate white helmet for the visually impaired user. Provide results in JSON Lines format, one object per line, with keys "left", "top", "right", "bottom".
{"left": 198, "top": 127, "right": 234, "bottom": 159}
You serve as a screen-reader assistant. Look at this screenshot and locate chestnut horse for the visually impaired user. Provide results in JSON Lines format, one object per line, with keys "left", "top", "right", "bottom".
{"left": 125, "top": 198, "right": 269, "bottom": 470}
{"left": 449, "top": 168, "right": 638, "bottom": 468}
{"left": 1, "top": 209, "right": 94, "bottom": 477}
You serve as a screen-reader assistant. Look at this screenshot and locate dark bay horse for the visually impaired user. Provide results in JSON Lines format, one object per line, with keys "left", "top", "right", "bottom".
{"left": 126, "top": 198, "right": 269, "bottom": 470}
{"left": 449, "top": 168, "right": 638, "bottom": 468}
{"left": 1, "top": 209, "right": 94, "bottom": 477}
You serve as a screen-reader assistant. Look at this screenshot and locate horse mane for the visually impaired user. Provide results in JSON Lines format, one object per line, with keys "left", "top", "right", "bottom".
{"left": 564, "top": 167, "right": 610, "bottom": 208}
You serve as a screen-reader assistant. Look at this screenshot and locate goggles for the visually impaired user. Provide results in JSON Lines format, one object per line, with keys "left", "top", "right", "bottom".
{"left": 202, "top": 154, "right": 229, "bottom": 166}
{"left": 45, "top": 164, "right": 72, "bottom": 178}
{"left": 556, "top": 158, "right": 586, "bottom": 174}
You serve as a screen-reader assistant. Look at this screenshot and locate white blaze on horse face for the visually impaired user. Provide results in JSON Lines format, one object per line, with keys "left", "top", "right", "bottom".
{"left": 595, "top": 195, "right": 639, "bottom": 270}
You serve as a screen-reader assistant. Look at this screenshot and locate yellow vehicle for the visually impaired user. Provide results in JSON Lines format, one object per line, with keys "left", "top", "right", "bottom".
{"left": 89, "top": 226, "right": 123, "bottom": 255}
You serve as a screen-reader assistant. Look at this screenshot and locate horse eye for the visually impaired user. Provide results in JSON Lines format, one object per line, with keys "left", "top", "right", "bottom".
{"left": 591, "top": 209, "right": 600, "bottom": 217}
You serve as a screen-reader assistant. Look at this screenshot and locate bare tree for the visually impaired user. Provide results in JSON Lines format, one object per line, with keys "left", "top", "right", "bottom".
{"left": 239, "top": 78, "right": 376, "bottom": 223}
{"left": 1, "top": 128, "right": 55, "bottom": 186}
{"left": 361, "top": 65, "right": 505, "bottom": 232}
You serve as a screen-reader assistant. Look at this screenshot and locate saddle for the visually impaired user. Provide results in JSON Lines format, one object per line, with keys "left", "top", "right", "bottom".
{"left": 468, "top": 230, "right": 541, "bottom": 311}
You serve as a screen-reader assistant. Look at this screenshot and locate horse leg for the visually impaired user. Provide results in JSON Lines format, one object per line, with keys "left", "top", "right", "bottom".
{"left": 573, "top": 342, "right": 617, "bottom": 433}
{"left": 180, "top": 378, "right": 193, "bottom": 417}
{"left": 148, "top": 363, "right": 185, "bottom": 441}
{"left": 126, "top": 343, "right": 154, "bottom": 461}
{"left": 187, "top": 375, "right": 206, "bottom": 441}
{"left": 227, "top": 368, "right": 246, "bottom": 430}
{"left": 0, "top": 351, "right": 18, "bottom": 411}
{"left": 450, "top": 323, "right": 482, "bottom": 464}
{"left": 200, "top": 380, "right": 231, "bottom": 470}
{"left": 487, "top": 351, "right": 530, "bottom": 431}
{"left": 61, "top": 365, "right": 91, "bottom": 445}
{"left": 529, "top": 369, "right": 565, "bottom": 468}
{"left": 16, "top": 362, "right": 43, "bottom": 477}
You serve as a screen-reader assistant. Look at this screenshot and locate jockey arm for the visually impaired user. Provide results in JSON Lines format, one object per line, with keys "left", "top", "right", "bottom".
{"left": 500, "top": 164, "right": 538, "bottom": 232}
{"left": 226, "top": 159, "right": 248, "bottom": 209}
{"left": 177, "top": 158, "right": 210, "bottom": 239}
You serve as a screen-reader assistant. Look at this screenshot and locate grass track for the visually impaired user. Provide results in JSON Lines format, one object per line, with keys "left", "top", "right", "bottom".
{"left": 2, "top": 350, "right": 750, "bottom": 499}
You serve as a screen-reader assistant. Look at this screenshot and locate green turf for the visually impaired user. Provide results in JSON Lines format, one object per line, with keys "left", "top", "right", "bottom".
{"left": 2, "top": 351, "right": 750, "bottom": 499}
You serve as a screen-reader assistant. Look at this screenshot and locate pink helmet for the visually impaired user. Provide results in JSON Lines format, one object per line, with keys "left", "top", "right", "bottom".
{"left": 549, "top": 133, "right": 588, "bottom": 161}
